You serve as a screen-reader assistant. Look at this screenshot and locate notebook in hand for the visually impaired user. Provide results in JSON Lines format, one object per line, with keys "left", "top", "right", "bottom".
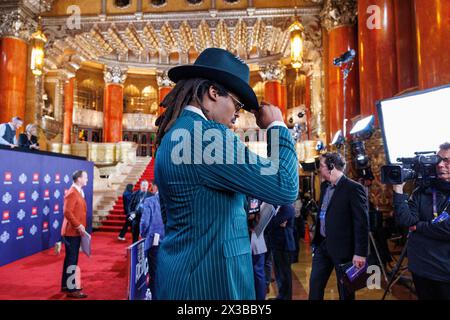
{"left": 338, "top": 261, "right": 369, "bottom": 292}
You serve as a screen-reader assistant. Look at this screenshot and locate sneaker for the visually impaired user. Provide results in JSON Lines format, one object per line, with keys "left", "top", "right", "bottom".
{"left": 118, "top": 236, "right": 126, "bottom": 241}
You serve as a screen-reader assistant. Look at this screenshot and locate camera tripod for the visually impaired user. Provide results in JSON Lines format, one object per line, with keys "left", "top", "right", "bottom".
{"left": 381, "top": 233, "right": 414, "bottom": 300}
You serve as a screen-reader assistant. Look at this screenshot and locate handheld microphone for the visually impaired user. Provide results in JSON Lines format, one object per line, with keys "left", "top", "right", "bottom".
{"left": 333, "top": 49, "right": 356, "bottom": 66}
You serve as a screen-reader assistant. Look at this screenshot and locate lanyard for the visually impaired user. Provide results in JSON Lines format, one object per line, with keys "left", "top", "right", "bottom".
{"left": 432, "top": 188, "right": 450, "bottom": 218}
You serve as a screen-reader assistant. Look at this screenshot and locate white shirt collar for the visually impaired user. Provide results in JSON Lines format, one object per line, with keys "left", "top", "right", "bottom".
{"left": 72, "top": 183, "right": 85, "bottom": 197}
{"left": 184, "top": 105, "right": 207, "bottom": 120}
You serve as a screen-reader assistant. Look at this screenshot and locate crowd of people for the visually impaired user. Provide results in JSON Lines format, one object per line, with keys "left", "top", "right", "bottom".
{"left": 0, "top": 117, "right": 40, "bottom": 150}
{"left": 54, "top": 47, "right": 449, "bottom": 300}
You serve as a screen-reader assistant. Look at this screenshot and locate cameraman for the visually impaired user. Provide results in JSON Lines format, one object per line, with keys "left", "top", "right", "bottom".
{"left": 393, "top": 142, "right": 450, "bottom": 300}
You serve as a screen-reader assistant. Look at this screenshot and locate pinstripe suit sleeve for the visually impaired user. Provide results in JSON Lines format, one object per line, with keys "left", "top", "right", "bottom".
{"left": 194, "top": 123, "right": 299, "bottom": 205}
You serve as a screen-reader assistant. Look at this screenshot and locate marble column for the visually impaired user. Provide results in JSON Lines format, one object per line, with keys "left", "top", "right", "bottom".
{"left": 259, "top": 63, "right": 286, "bottom": 121}
{"left": 358, "top": 0, "right": 398, "bottom": 124}
{"left": 414, "top": 0, "right": 450, "bottom": 89}
{"left": 321, "top": 0, "right": 359, "bottom": 140}
{"left": 0, "top": 10, "right": 33, "bottom": 124}
{"left": 103, "top": 65, "right": 127, "bottom": 143}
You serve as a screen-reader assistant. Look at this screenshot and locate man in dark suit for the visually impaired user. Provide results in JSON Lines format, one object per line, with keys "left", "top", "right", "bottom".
{"left": 128, "top": 180, "right": 154, "bottom": 243}
{"left": 309, "top": 152, "right": 369, "bottom": 300}
{"left": 267, "top": 203, "right": 296, "bottom": 300}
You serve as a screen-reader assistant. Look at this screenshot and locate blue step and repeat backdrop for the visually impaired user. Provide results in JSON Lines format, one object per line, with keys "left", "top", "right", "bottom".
{"left": 0, "top": 147, "right": 94, "bottom": 266}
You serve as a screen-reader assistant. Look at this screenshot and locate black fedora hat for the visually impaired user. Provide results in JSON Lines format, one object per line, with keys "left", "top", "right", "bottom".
{"left": 168, "top": 47, "right": 259, "bottom": 111}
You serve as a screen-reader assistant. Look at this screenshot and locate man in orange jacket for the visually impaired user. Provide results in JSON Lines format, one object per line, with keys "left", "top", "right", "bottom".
{"left": 61, "top": 170, "right": 89, "bottom": 298}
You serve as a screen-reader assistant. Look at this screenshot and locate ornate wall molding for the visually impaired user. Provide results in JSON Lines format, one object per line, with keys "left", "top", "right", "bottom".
{"left": 0, "top": 9, "right": 35, "bottom": 40}
{"left": 320, "top": 0, "right": 357, "bottom": 31}
{"left": 122, "top": 113, "right": 157, "bottom": 131}
{"left": 259, "top": 63, "right": 285, "bottom": 82}
{"left": 73, "top": 107, "right": 104, "bottom": 128}
{"left": 104, "top": 65, "right": 128, "bottom": 84}
{"left": 156, "top": 70, "right": 173, "bottom": 87}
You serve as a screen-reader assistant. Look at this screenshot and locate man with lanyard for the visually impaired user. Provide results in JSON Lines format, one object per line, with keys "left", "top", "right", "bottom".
{"left": 128, "top": 180, "right": 153, "bottom": 243}
{"left": 393, "top": 142, "right": 450, "bottom": 300}
{"left": 309, "top": 152, "right": 369, "bottom": 300}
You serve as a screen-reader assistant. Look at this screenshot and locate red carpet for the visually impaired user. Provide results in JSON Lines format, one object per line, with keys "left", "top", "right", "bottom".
{"left": 0, "top": 232, "right": 132, "bottom": 300}
{"left": 98, "top": 158, "right": 155, "bottom": 233}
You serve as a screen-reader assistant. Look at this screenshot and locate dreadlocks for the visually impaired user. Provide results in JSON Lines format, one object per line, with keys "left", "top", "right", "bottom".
{"left": 155, "top": 78, "right": 229, "bottom": 146}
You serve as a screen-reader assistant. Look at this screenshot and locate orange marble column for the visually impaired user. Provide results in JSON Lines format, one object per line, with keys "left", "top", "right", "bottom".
{"left": 327, "top": 26, "right": 359, "bottom": 139}
{"left": 394, "top": 0, "right": 418, "bottom": 93}
{"left": 414, "top": 0, "right": 450, "bottom": 89}
{"left": 103, "top": 83, "right": 124, "bottom": 143}
{"left": 0, "top": 37, "right": 28, "bottom": 124}
{"left": 158, "top": 86, "right": 171, "bottom": 115}
{"left": 63, "top": 78, "right": 74, "bottom": 144}
{"left": 264, "top": 81, "right": 285, "bottom": 119}
{"left": 358, "top": 0, "right": 398, "bottom": 124}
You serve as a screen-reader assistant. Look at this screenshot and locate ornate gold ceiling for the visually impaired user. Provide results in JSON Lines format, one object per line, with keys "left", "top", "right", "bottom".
{"left": 37, "top": 2, "right": 323, "bottom": 74}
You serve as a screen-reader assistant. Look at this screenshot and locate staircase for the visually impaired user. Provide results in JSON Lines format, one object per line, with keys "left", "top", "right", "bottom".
{"left": 96, "top": 158, "right": 155, "bottom": 233}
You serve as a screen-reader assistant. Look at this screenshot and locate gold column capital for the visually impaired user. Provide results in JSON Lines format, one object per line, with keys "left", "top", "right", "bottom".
{"left": 104, "top": 65, "right": 128, "bottom": 85}
{"left": 320, "top": 0, "right": 357, "bottom": 32}
{"left": 259, "top": 63, "right": 285, "bottom": 83}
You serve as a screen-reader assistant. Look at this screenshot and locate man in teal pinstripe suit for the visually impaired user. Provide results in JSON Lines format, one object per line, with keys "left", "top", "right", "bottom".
{"left": 154, "top": 48, "right": 299, "bottom": 300}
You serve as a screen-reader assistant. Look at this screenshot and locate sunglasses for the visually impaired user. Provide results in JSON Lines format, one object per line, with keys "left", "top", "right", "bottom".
{"left": 228, "top": 94, "right": 244, "bottom": 112}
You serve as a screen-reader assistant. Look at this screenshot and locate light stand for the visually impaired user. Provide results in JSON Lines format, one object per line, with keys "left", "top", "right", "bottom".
{"left": 362, "top": 184, "right": 389, "bottom": 286}
{"left": 340, "top": 60, "right": 354, "bottom": 159}
{"left": 381, "top": 234, "right": 411, "bottom": 300}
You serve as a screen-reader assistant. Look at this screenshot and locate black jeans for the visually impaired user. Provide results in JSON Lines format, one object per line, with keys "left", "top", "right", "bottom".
{"left": 146, "top": 246, "right": 159, "bottom": 299}
{"left": 272, "top": 250, "right": 293, "bottom": 300}
{"left": 131, "top": 218, "right": 141, "bottom": 243}
{"left": 118, "top": 219, "right": 132, "bottom": 238}
{"left": 412, "top": 273, "right": 450, "bottom": 300}
{"left": 309, "top": 241, "right": 355, "bottom": 300}
{"left": 61, "top": 236, "right": 81, "bottom": 292}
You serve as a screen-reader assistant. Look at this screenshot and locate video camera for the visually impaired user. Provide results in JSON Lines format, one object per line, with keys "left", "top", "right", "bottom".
{"left": 381, "top": 151, "right": 440, "bottom": 184}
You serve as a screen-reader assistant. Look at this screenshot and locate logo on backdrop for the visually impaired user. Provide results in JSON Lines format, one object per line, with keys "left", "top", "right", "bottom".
{"left": 2, "top": 192, "right": 12, "bottom": 204}
{"left": 44, "top": 189, "right": 50, "bottom": 200}
{"left": 31, "top": 207, "right": 38, "bottom": 219}
{"left": 19, "top": 173, "right": 27, "bottom": 184}
{"left": 2, "top": 211, "right": 10, "bottom": 224}
{"left": 54, "top": 204, "right": 60, "bottom": 214}
{"left": 31, "top": 190, "right": 39, "bottom": 202}
{"left": 0, "top": 231, "right": 10, "bottom": 244}
{"left": 53, "top": 220, "right": 59, "bottom": 230}
{"left": 55, "top": 173, "right": 61, "bottom": 184}
{"left": 44, "top": 174, "right": 51, "bottom": 184}
{"left": 64, "top": 175, "right": 70, "bottom": 184}
{"left": 17, "top": 209, "right": 25, "bottom": 221}
{"left": 4, "top": 172, "right": 12, "bottom": 185}
{"left": 18, "top": 191, "right": 26, "bottom": 203}
{"left": 16, "top": 227, "right": 24, "bottom": 240}
{"left": 30, "top": 225, "right": 37, "bottom": 236}
{"left": 43, "top": 206, "right": 50, "bottom": 216}
{"left": 42, "top": 221, "right": 49, "bottom": 233}
{"left": 32, "top": 173, "right": 39, "bottom": 184}
{"left": 54, "top": 190, "right": 61, "bottom": 199}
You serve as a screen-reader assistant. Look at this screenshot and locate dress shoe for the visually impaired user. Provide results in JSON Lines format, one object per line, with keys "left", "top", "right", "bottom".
{"left": 118, "top": 236, "right": 126, "bottom": 241}
{"left": 66, "top": 291, "right": 88, "bottom": 299}
{"left": 61, "top": 287, "right": 83, "bottom": 292}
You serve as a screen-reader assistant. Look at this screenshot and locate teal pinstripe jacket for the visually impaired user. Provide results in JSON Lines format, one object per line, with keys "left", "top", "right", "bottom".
{"left": 154, "top": 109, "right": 298, "bottom": 300}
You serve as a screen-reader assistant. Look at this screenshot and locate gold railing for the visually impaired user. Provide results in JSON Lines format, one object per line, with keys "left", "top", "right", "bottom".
{"left": 48, "top": 141, "right": 137, "bottom": 165}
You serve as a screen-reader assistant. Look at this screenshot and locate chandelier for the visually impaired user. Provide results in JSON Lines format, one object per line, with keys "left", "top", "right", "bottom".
{"left": 289, "top": 19, "right": 304, "bottom": 70}
{"left": 30, "top": 1, "right": 47, "bottom": 76}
